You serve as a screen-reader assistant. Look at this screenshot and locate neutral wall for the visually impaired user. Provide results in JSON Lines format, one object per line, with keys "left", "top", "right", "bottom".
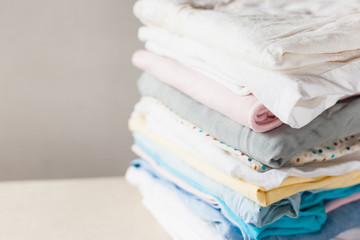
{"left": 0, "top": 0, "right": 143, "bottom": 180}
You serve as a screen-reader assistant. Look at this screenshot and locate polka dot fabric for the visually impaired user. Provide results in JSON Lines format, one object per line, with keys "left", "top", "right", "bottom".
{"left": 285, "top": 134, "right": 360, "bottom": 167}
{"left": 148, "top": 98, "right": 360, "bottom": 172}
{"left": 152, "top": 98, "right": 271, "bottom": 172}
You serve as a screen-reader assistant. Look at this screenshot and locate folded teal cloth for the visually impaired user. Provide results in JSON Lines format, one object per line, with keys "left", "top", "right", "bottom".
{"left": 265, "top": 200, "right": 360, "bottom": 240}
{"left": 138, "top": 73, "right": 360, "bottom": 168}
{"left": 130, "top": 158, "right": 360, "bottom": 240}
{"left": 133, "top": 133, "right": 360, "bottom": 239}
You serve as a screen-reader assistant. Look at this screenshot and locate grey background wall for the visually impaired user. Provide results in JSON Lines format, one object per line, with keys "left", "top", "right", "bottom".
{"left": 0, "top": 0, "right": 143, "bottom": 180}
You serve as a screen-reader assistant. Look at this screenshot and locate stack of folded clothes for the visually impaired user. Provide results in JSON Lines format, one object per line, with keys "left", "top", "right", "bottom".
{"left": 126, "top": 0, "right": 360, "bottom": 239}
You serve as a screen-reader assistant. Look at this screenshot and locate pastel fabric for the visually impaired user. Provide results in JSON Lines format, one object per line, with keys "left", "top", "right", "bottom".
{"left": 130, "top": 140, "right": 298, "bottom": 229}
{"left": 140, "top": 26, "right": 250, "bottom": 96}
{"left": 138, "top": 73, "right": 360, "bottom": 168}
{"left": 131, "top": 131, "right": 360, "bottom": 231}
{"left": 135, "top": 97, "right": 270, "bottom": 173}
{"left": 135, "top": 97, "right": 360, "bottom": 183}
{"left": 326, "top": 192, "right": 360, "bottom": 213}
{"left": 131, "top": 144, "right": 219, "bottom": 205}
{"left": 128, "top": 158, "right": 325, "bottom": 240}
{"left": 286, "top": 133, "right": 360, "bottom": 167}
{"left": 125, "top": 166, "right": 226, "bottom": 240}
{"left": 125, "top": 162, "right": 243, "bottom": 240}
{"left": 140, "top": 27, "right": 360, "bottom": 99}
{"left": 126, "top": 157, "right": 360, "bottom": 240}
{"left": 134, "top": 0, "right": 360, "bottom": 128}
{"left": 132, "top": 50, "right": 282, "bottom": 132}
{"left": 129, "top": 116, "right": 360, "bottom": 207}
{"left": 140, "top": 25, "right": 359, "bottom": 100}
{"left": 127, "top": 164, "right": 360, "bottom": 240}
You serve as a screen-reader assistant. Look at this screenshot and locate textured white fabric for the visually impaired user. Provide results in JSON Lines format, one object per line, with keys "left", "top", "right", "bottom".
{"left": 134, "top": 0, "right": 360, "bottom": 128}
{"left": 126, "top": 166, "right": 225, "bottom": 240}
{"left": 140, "top": 27, "right": 251, "bottom": 96}
{"left": 331, "top": 226, "right": 360, "bottom": 240}
{"left": 139, "top": 26, "right": 252, "bottom": 95}
{"left": 135, "top": 0, "right": 360, "bottom": 69}
{"left": 133, "top": 97, "right": 360, "bottom": 190}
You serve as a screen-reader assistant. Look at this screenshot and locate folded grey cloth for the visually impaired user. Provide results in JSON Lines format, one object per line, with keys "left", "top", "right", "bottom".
{"left": 138, "top": 73, "right": 360, "bottom": 168}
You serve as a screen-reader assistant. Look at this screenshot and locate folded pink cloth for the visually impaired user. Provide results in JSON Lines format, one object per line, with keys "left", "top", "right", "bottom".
{"left": 326, "top": 192, "right": 360, "bottom": 213}
{"left": 132, "top": 50, "right": 283, "bottom": 132}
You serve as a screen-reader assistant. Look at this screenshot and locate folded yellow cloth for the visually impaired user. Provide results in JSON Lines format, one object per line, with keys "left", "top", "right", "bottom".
{"left": 129, "top": 116, "right": 360, "bottom": 207}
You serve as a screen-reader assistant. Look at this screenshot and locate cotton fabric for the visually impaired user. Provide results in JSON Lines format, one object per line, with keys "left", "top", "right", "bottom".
{"left": 129, "top": 115, "right": 360, "bottom": 207}
{"left": 133, "top": 142, "right": 360, "bottom": 232}
{"left": 128, "top": 159, "right": 326, "bottom": 240}
{"left": 134, "top": 97, "right": 360, "bottom": 184}
{"left": 140, "top": 26, "right": 250, "bottom": 95}
{"left": 132, "top": 50, "right": 282, "bottom": 132}
{"left": 265, "top": 200, "right": 360, "bottom": 240}
{"left": 326, "top": 192, "right": 360, "bottom": 213}
{"left": 138, "top": 73, "right": 360, "bottom": 168}
{"left": 132, "top": 140, "right": 360, "bottom": 230}
{"left": 134, "top": 0, "right": 360, "bottom": 128}
{"left": 132, "top": 144, "right": 218, "bottom": 205}
{"left": 127, "top": 158, "right": 360, "bottom": 240}
{"left": 126, "top": 166, "right": 226, "bottom": 240}
{"left": 134, "top": 0, "right": 360, "bottom": 70}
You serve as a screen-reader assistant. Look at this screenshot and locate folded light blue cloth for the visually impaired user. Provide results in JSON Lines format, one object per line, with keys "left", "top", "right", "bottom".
{"left": 131, "top": 158, "right": 244, "bottom": 240}
{"left": 134, "top": 133, "right": 298, "bottom": 229}
{"left": 132, "top": 134, "right": 360, "bottom": 239}
{"left": 131, "top": 159, "right": 360, "bottom": 240}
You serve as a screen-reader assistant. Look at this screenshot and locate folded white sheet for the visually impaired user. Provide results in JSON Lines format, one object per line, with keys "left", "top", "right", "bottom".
{"left": 134, "top": 0, "right": 360, "bottom": 128}
{"left": 135, "top": 0, "right": 360, "bottom": 70}
{"left": 140, "top": 27, "right": 251, "bottom": 95}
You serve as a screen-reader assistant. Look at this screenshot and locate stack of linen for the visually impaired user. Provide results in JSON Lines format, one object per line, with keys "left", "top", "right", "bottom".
{"left": 126, "top": 0, "right": 360, "bottom": 239}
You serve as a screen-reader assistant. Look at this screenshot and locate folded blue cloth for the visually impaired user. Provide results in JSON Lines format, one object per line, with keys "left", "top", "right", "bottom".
{"left": 131, "top": 158, "right": 360, "bottom": 240}
{"left": 133, "top": 133, "right": 360, "bottom": 239}
{"left": 134, "top": 133, "right": 298, "bottom": 229}
{"left": 131, "top": 158, "right": 244, "bottom": 240}
{"left": 265, "top": 200, "right": 360, "bottom": 240}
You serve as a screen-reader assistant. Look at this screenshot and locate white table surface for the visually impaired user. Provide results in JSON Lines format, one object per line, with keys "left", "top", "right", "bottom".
{"left": 0, "top": 177, "right": 171, "bottom": 240}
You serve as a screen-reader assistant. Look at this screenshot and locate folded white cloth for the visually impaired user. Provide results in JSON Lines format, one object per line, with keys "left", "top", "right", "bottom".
{"left": 135, "top": 0, "right": 360, "bottom": 70}
{"left": 125, "top": 166, "right": 225, "bottom": 240}
{"left": 134, "top": 0, "right": 360, "bottom": 128}
{"left": 140, "top": 27, "right": 251, "bottom": 95}
{"left": 133, "top": 97, "right": 360, "bottom": 190}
